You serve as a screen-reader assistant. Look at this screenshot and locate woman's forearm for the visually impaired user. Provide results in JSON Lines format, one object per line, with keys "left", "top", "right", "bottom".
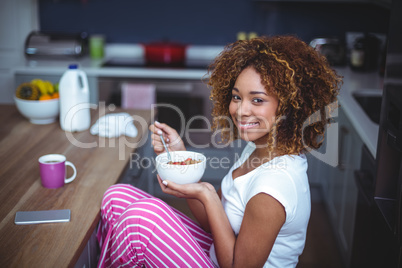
{"left": 187, "top": 187, "right": 222, "bottom": 232}
{"left": 186, "top": 198, "right": 210, "bottom": 232}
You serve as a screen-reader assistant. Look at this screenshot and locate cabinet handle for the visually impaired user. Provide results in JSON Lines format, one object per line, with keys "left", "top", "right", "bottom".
{"left": 338, "top": 126, "right": 349, "bottom": 170}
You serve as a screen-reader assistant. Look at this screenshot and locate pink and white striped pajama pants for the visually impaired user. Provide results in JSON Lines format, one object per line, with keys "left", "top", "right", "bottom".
{"left": 97, "top": 184, "right": 216, "bottom": 268}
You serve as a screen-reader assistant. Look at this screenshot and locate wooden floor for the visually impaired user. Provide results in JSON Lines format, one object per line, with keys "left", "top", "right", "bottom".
{"left": 162, "top": 197, "right": 344, "bottom": 268}
{"left": 297, "top": 201, "right": 344, "bottom": 268}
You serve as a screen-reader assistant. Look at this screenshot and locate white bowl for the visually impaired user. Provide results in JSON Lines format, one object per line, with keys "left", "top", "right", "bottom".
{"left": 14, "top": 97, "right": 59, "bottom": 124}
{"left": 155, "top": 151, "right": 207, "bottom": 184}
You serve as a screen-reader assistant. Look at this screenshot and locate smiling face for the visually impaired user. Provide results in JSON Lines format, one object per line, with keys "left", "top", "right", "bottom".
{"left": 229, "top": 66, "right": 279, "bottom": 146}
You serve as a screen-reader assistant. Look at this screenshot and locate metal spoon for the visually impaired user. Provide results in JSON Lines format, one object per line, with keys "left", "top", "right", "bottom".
{"left": 160, "top": 134, "right": 172, "bottom": 162}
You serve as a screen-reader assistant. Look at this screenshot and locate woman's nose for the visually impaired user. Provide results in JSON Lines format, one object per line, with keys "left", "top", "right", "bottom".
{"left": 236, "top": 101, "right": 251, "bottom": 117}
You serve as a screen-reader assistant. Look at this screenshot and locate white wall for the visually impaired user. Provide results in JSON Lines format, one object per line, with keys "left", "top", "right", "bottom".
{"left": 0, "top": 0, "right": 38, "bottom": 103}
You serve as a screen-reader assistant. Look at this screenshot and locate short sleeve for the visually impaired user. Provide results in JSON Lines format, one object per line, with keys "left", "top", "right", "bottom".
{"left": 244, "top": 170, "right": 298, "bottom": 222}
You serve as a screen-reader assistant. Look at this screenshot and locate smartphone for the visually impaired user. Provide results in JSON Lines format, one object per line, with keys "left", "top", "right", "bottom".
{"left": 14, "top": 209, "right": 71, "bottom": 225}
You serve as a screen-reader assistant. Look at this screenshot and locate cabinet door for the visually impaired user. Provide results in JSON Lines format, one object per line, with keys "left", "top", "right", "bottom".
{"left": 339, "top": 122, "right": 360, "bottom": 266}
{"left": 326, "top": 108, "right": 361, "bottom": 267}
{"left": 327, "top": 124, "right": 349, "bottom": 229}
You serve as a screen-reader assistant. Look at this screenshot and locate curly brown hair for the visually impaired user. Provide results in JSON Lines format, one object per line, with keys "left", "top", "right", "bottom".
{"left": 207, "top": 35, "right": 342, "bottom": 155}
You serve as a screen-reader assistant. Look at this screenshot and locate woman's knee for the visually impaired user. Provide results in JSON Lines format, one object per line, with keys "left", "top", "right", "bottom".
{"left": 118, "top": 197, "right": 174, "bottom": 227}
{"left": 101, "top": 184, "right": 142, "bottom": 209}
{"left": 103, "top": 184, "right": 134, "bottom": 198}
{"left": 100, "top": 184, "right": 142, "bottom": 223}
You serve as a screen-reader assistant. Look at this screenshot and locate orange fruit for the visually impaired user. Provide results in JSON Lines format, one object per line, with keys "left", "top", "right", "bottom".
{"left": 39, "top": 94, "right": 52, "bottom": 101}
{"left": 52, "top": 92, "right": 59, "bottom": 99}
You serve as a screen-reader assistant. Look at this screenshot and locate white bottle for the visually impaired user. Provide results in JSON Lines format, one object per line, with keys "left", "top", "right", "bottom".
{"left": 59, "top": 64, "right": 91, "bottom": 132}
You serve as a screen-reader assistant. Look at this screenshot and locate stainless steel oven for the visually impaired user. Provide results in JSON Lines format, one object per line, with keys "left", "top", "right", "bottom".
{"left": 98, "top": 77, "right": 213, "bottom": 146}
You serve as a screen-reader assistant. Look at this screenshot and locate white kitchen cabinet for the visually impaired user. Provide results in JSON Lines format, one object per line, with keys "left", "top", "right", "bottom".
{"left": 307, "top": 105, "right": 363, "bottom": 267}
{"left": 306, "top": 137, "right": 332, "bottom": 186}
{"left": 322, "top": 107, "right": 361, "bottom": 267}
{"left": 0, "top": 0, "right": 38, "bottom": 103}
{"left": 74, "top": 227, "right": 98, "bottom": 268}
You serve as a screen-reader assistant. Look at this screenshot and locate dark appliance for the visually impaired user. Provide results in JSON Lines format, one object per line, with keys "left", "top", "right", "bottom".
{"left": 349, "top": 34, "right": 381, "bottom": 72}
{"left": 373, "top": 84, "right": 402, "bottom": 268}
{"left": 352, "top": 0, "right": 402, "bottom": 266}
{"left": 365, "top": 0, "right": 402, "bottom": 266}
{"left": 352, "top": 146, "right": 400, "bottom": 268}
{"left": 25, "top": 31, "right": 88, "bottom": 58}
{"left": 309, "top": 37, "right": 347, "bottom": 66}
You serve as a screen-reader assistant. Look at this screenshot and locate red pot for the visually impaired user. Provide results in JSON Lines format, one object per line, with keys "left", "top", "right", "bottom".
{"left": 143, "top": 41, "right": 187, "bottom": 66}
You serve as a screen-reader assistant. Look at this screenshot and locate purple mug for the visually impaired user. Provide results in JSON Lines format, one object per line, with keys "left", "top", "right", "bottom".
{"left": 38, "top": 154, "right": 77, "bottom": 188}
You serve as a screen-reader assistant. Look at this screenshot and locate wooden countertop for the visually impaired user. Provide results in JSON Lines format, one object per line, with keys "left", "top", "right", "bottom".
{"left": 0, "top": 105, "right": 152, "bottom": 267}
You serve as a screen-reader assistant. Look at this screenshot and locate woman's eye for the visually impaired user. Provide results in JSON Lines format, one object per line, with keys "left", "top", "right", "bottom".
{"left": 232, "top": 95, "right": 241, "bottom": 101}
{"left": 253, "top": 98, "right": 264, "bottom": 103}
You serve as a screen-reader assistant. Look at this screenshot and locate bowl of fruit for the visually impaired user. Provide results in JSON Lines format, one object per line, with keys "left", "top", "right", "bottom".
{"left": 155, "top": 151, "right": 207, "bottom": 184}
{"left": 14, "top": 79, "right": 60, "bottom": 124}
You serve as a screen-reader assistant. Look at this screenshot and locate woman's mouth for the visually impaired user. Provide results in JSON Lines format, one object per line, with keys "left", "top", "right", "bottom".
{"left": 237, "top": 121, "right": 260, "bottom": 130}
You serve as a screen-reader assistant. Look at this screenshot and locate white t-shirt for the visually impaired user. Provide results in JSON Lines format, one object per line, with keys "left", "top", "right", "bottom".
{"left": 209, "top": 142, "right": 311, "bottom": 268}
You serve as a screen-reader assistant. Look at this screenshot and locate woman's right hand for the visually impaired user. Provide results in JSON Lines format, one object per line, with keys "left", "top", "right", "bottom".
{"left": 149, "top": 121, "right": 186, "bottom": 155}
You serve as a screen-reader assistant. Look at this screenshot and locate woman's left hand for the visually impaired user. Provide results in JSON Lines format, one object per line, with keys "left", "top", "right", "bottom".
{"left": 157, "top": 175, "right": 216, "bottom": 202}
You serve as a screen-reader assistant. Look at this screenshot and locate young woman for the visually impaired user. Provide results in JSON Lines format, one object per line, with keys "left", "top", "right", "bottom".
{"left": 97, "top": 35, "right": 342, "bottom": 268}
